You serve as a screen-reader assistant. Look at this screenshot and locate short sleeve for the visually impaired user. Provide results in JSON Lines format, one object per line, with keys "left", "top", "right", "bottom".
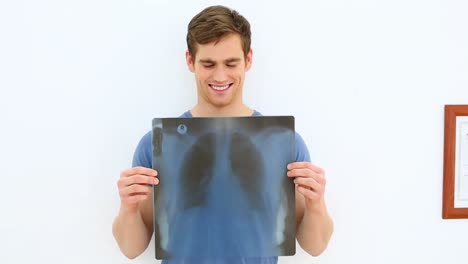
{"left": 295, "top": 132, "right": 311, "bottom": 162}
{"left": 131, "top": 130, "right": 153, "bottom": 168}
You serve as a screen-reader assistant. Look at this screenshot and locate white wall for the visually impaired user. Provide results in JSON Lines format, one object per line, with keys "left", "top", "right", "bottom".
{"left": 1, "top": 0, "right": 467, "bottom": 263}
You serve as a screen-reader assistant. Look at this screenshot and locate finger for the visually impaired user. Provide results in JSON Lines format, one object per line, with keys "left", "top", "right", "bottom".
{"left": 287, "top": 168, "right": 315, "bottom": 178}
{"left": 288, "top": 162, "right": 324, "bottom": 174}
{"left": 118, "top": 175, "right": 159, "bottom": 188}
{"left": 121, "top": 167, "right": 158, "bottom": 178}
{"left": 294, "top": 177, "right": 322, "bottom": 193}
{"left": 296, "top": 185, "right": 320, "bottom": 200}
{"left": 122, "top": 194, "right": 149, "bottom": 204}
{"left": 287, "top": 162, "right": 310, "bottom": 169}
{"left": 119, "top": 184, "right": 151, "bottom": 197}
{"left": 288, "top": 168, "right": 326, "bottom": 185}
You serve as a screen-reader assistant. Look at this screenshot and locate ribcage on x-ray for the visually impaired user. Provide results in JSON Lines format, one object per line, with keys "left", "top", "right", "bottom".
{"left": 152, "top": 116, "right": 295, "bottom": 259}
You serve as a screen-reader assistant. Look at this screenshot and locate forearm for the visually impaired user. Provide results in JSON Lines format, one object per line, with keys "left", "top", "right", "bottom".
{"left": 112, "top": 205, "right": 151, "bottom": 259}
{"left": 296, "top": 200, "right": 334, "bottom": 256}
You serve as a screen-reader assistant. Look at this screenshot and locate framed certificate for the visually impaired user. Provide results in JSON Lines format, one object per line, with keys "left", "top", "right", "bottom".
{"left": 443, "top": 105, "right": 468, "bottom": 219}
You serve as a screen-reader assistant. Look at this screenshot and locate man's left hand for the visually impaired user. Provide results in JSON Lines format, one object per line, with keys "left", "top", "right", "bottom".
{"left": 287, "top": 162, "right": 326, "bottom": 211}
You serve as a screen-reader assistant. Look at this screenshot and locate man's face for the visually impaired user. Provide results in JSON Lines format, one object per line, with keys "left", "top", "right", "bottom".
{"left": 186, "top": 34, "right": 252, "bottom": 108}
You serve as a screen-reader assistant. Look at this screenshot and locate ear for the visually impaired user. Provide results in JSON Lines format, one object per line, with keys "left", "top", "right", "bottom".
{"left": 186, "top": 50, "right": 195, "bottom": 72}
{"left": 245, "top": 49, "right": 253, "bottom": 72}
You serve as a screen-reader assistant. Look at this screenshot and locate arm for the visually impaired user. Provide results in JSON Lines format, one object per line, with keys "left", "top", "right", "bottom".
{"left": 288, "top": 162, "right": 334, "bottom": 256}
{"left": 112, "top": 167, "right": 158, "bottom": 259}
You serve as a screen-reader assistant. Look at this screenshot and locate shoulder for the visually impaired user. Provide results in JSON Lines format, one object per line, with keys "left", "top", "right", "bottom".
{"left": 254, "top": 110, "right": 311, "bottom": 162}
{"left": 295, "top": 131, "right": 311, "bottom": 162}
{"left": 132, "top": 111, "right": 191, "bottom": 168}
{"left": 132, "top": 130, "right": 152, "bottom": 168}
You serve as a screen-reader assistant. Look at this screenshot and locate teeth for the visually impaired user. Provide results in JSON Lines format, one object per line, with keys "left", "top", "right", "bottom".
{"left": 211, "top": 84, "right": 230, "bottom": 91}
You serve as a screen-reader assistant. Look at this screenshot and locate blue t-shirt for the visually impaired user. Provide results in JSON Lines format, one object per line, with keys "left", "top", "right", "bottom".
{"left": 132, "top": 110, "right": 311, "bottom": 264}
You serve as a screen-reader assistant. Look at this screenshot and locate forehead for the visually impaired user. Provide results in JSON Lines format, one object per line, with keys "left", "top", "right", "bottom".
{"left": 195, "top": 34, "right": 244, "bottom": 61}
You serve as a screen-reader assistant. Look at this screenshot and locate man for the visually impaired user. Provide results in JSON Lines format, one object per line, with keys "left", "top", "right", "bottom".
{"left": 112, "top": 5, "right": 333, "bottom": 263}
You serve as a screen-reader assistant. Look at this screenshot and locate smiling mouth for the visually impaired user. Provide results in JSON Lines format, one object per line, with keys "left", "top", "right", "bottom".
{"left": 209, "top": 83, "right": 233, "bottom": 91}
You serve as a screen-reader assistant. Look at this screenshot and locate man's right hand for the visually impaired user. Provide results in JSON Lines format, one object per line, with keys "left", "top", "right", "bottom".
{"left": 117, "top": 166, "right": 159, "bottom": 213}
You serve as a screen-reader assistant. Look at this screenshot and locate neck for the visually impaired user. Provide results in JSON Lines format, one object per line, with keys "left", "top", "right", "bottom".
{"left": 191, "top": 102, "right": 254, "bottom": 117}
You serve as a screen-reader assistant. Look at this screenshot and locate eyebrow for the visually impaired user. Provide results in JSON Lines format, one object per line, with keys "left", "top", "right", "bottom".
{"left": 198, "top": 58, "right": 242, "bottom": 64}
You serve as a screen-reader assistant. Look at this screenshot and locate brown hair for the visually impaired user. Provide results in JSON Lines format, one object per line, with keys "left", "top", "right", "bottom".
{"left": 186, "top": 5, "right": 251, "bottom": 59}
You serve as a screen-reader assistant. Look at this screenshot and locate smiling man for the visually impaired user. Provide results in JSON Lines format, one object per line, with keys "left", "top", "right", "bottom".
{"left": 112, "top": 5, "right": 333, "bottom": 264}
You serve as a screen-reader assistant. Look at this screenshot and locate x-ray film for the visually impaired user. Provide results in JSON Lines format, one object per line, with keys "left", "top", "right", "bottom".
{"left": 152, "top": 116, "right": 296, "bottom": 259}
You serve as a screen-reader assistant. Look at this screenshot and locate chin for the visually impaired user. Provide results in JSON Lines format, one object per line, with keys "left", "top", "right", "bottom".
{"left": 209, "top": 100, "right": 233, "bottom": 108}
{"left": 206, "top": 94, "right": 235, "bottom": 107}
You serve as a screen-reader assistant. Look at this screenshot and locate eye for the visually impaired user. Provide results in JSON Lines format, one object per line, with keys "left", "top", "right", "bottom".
{"left": 203, "top": 64, "right": 214, "bottom": 68}
{"left": 227, "top": 64, "right": 237, "bottom": 68}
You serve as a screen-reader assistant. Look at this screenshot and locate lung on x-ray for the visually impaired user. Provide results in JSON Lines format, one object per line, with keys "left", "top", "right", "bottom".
{"left": 152, "top": 116, "right": 296, "bottom": 259}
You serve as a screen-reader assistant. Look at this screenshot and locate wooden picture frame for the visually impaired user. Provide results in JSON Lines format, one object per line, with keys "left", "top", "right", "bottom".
{"left": 443, "top": 105, "right": 468, "bottom": 219}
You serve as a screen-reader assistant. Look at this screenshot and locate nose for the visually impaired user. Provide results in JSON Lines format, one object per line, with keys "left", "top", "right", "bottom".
{"left": 213, "top": 66, "right": 228, "bottom": 83}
